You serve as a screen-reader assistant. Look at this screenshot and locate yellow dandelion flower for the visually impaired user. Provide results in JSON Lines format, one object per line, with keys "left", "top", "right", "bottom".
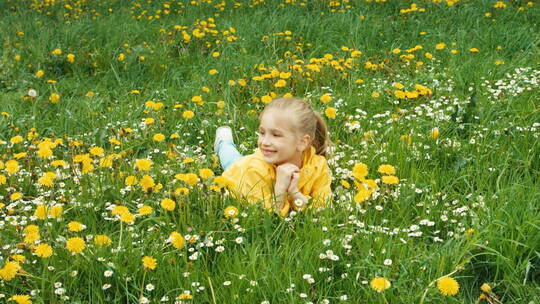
{"left": 10, "top": 136, "right": 23, "bottom": 144}
{"left": 381, "top": 175, "right": 399, "bottom": 185}
{"left": 320, "top": 93, "right": 332, "bottom": 103}
{"left": 49, "top": 93, "right": 60, "bottom": 104}
{"left": 480, "top": 283, "right": 492, "bottom": 293}
{"left": 261, "top": 95, "right": 272, "bottom": 104}
{"left": 199, "top": 168, "right": 214, "bottom": 179}
{"left": 437, "top": 277, "right": 459, "bottom": 296}
{"left": 161, "top": 198, "right": 176, "bottom": 211}
{"left": 34, "top": 205, "right": 48, "bottom": 220}
{"left": 0, "top": 261, "right": 22, "bottom": 281}
{"left": 37, "top": 148, "right": 53, "bottom": 159}
{"left": 377, "top": 164, "right": 396, "bottom": 175}
{"left": 435, "top": 43, "right": 446, "bottom": 50}
{"left": 138, "top": 205, "right": 153, "bottom": 216}
{"left": 430, "top": 127, "right": 440, "bottom": 139}
{"left": 140, "top": 175, "right": 155, "bottom": 192}
{"left": 66, "top": 237, "right": 86, "bottom": 254}
{"left": 67, "top": 221, "right": 85, "bottom": 232}
{"left": 51, "top": 160, "right": 66, "bottom": 167}
{"left": 23, "top": 227, "right": 40, "bottom": 244}
{"left": 224, "top": 206, "right": 239, "bottom": 218}
{"left": 142, "top": 256, "right": 157, "bottom": 270}
{"left": 214, "top": 176, "right": 235, "bottom": 189}
{"left": 10, "top": 255, "right": 25, "bottom": 263}
{"left": 352, "top": 162, "right": 369, "bottom": 180}
{"left": 191, "top": 95, "right": 203, "bottom": 105}
{"left": 135, "top": 159, "right": 153, "bottom": 171}
{"left": 120, "top": 211, "right": 135, "bottom": 224}
{"left": 169, "top": 232, "right": 185, "bottom": 249}
{"left": 13, "top": 152, "right": 27, "bottom": 159}
{"left": 94, "top": 235, "right": 112, "bottom": 246}
{"left": 49, "top": 205, "right": 63, "bottom": 218}
{"left": 7, "top": 294, "right": 32, "bottom": 304}
{"left": 35, "top": 70, "right": 45, "bottom": 78}
{"left": 6, "top": 160, "right": 20, "bottom": 174}
{"left": 354, "top": 190, "right": 372, "bottom": 203}
{"left": 177, "top": 292, "right": 193, "bottom": 300}
{"left": 52, "top": 48, "right": 62, "bottom": 55}
{"left": 274, "top": 79, "right": 287, "bottom": 88}
{"left": 394, "top": 90, "right": 406, "bottom": 99}
{"left": 175, "top": 173, "right": 199, "bottom": 186}
{"left": 34, "top": 243, "right": 53, "bottom": 258}
{"left": 182, "top": 110, "right": 195, "bottom": 119}
{"left": 125, "top": 175, "right": 138, "bottom": 186}
{"left": 351, "top": 50, "right": 362, "bottom": 57}
{"left": 173, "top": 186, "right": 189, "bottom": 196}
{"left": 340, "top": 180, "right": 350, "bottom": 188}
{"left": 153, "top": 133, "right": 165, "bottom": 142}
{"left": 10, "top": 192, "right": 23, "bottom": 201}
{"left": 370, "top": 277, "right": 391, "bottom": 292}
{"left": 324, "top": 107, "right": 337, "bottom": 119}
{"left": 89, "top": 147, "right": 104, "bottom": 156}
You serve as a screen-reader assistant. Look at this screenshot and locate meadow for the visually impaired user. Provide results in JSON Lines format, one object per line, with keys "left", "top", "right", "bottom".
{"left": 0, "top": 0, "right": 539, "bottom": 303}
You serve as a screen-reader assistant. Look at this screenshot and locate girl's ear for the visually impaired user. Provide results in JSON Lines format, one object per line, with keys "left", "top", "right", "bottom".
{"left": 298, "top": 134, "right": 311, "bottom": 152}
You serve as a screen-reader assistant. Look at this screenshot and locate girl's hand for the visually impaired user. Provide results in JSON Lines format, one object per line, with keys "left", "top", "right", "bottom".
{"left": 288, "top": 172, "right": 308, "bottom": 210}
{"left": 287, "top": 172, "right": 300, "bottom": 194}
{"left": 275, "top": 163, "right": 300, "bottom": 196}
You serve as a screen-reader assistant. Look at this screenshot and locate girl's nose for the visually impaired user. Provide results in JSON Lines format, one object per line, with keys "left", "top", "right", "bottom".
{"left": 261, "top": 135, "right": 271, "bottom": 146}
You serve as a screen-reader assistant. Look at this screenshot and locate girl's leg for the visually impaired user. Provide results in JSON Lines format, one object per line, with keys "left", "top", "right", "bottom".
{"left": 217, "top": 140, "right": 242, "bottom": 170}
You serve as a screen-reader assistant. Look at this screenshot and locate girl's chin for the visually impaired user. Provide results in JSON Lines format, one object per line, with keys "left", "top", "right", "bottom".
{"left": 262, "top": 156, "right": 281, "bottom": 164}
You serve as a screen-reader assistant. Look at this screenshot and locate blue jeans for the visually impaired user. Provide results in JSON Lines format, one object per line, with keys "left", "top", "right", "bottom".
{"left": 217, "top": 140, "right": 243, "bottom": 170}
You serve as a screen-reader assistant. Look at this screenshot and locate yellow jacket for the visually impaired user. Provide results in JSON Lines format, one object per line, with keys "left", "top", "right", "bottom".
{"left": 222, "top": 146, "right": 332, "bottom": 215}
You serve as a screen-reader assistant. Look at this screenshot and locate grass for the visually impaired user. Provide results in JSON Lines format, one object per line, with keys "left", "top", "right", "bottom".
{"left": 0, "top": 0, "right": 539, "bottom": 303}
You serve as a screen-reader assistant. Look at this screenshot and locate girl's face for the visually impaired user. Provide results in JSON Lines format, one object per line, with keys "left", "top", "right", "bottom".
{"left": 257, "top": 110, "right": 310, "bottom": 167}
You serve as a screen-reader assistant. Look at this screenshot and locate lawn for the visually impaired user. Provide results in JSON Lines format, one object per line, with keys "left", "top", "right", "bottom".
{"left": 0, "top": 0, "right": 539, "bottom": 303}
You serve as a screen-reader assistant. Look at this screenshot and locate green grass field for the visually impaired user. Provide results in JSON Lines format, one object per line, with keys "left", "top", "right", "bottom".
{"left": 1, "top": 0, "right": 539, "bottom": 303}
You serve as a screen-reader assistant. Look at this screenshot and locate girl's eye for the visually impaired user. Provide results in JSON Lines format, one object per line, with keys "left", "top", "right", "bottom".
{"left": 273, "top": 133, "right": 282, "bottom": 137}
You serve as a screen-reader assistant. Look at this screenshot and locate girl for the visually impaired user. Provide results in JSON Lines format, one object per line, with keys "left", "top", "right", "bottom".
{"left": 214, "top": 97, "right": 332, "bottom": 216}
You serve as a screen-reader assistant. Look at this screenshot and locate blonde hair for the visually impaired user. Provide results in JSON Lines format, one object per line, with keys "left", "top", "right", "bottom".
{"left": 260, "top": 97, "right": 331, "bottom": 158}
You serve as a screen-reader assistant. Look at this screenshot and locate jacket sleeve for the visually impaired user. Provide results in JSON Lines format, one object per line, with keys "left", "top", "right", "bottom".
{"left": 310, "top": 163, "right": 332, "bottom": 208}
{"left": 223, "top": 164, "right": 275, "bottom": 210}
